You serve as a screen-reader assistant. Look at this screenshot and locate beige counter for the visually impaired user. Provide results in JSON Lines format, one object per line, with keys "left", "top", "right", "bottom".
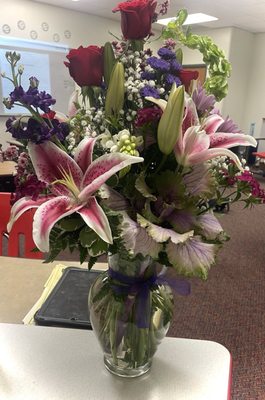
{"left": 0, "top": 256, "right": 107, "bottom": 324}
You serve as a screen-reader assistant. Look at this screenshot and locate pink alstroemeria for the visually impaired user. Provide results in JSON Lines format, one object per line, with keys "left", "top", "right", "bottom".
{"left": 7, "top": 138, "right": 143, "bottom": 252}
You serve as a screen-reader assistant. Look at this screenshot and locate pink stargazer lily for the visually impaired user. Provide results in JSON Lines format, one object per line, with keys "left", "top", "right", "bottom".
{"left": 147, "top": 93, "right": 256, "bottom": 168}
{"left": 175, "top": 113, "right": 257, "bottom": 169}
{"left": 7, "top": 138, "right": 143, "bottom": 252}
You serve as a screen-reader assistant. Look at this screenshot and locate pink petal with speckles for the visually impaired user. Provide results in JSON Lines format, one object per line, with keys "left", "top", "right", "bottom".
{"left": 209, "top": 132, "right": 257, "bottom": 149}
{"left": 77, "top": 197, "right": 113, "bottom": 244}
{"left": 201, "top": 114, "right": 224, "bottom": 134}
{"left": 7, "top": 195, "right": 54, "bottom": 233}
{"left": 32, "top": 196, "right": 83, "bottom": 252}
{"left": 74, "top": 137, "right": 96, "bottom": 173}
{"left": 189, "top": 147, "right": 242, "bottom": 169}
{"left": 28, "top": 141, "right": 83, "bottom": 196}
{"left": 79, "top": 153, "right": 143, "bottom": 201}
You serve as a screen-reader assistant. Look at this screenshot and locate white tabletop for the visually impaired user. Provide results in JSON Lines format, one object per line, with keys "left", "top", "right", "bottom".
{"left": 0, "top": 323, "right": 231, "bottom": 400}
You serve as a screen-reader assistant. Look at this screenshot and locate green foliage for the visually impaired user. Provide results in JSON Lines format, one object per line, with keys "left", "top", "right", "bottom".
{"left": 162, "top": 9, "right": 231, "bottom": 101}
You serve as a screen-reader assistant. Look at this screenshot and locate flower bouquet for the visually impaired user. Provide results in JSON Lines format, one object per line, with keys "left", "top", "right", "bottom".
{"left": 2, "top": 0, "right": 263, "bottom": 377}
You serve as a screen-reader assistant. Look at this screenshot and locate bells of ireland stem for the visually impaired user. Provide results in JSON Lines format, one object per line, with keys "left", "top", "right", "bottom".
{"left": 105, "top": 61, "right": 125, "bottom": 119}
{"left": 157, "top": 84, "right": 185, "bottom": 155}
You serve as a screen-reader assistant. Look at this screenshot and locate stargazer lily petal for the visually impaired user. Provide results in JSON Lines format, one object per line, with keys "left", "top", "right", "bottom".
{"left": 79, "top": 153, "right": 143, "bottom": 201}
{"left": 68, "top": 90, "right": 79, "bottom": 117}
{"left": 201, "top": 114, "right": 224, "bottom": 134}
{"left": 7, "top": 196, "right": 53, "bottom": 233}
{"left": 33, "top": 196, "right": 83, "bottom": 252}
{"left": 77, "top": 197, "right": 113, "bottom": 244}
{"left": 28, "top": 141, "right": 83, "bottom": 196}
{"left": 175, "top": 126, "right": 243, "bottom": 170}
{"left": 9, "top": 137, "right": 144, "bottom": 252}
{"left": 189, "top": 147, "right": 242, "bottom": 170}
{"left": 209, "top": 132, "right": 257, "bottom": 149}
{"left": 74, "top": 137, "right": 95, "bottom": 173}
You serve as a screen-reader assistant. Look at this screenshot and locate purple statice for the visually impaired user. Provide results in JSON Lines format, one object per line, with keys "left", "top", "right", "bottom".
{"left": 170, "top": 59, "right": 182, "bottom": 74}
{"left": 157, "top": 47, "right": 176, "bottom": 60}
{"left": 216, "top": 116, "right": 241, "bottom": 133}
{"left": 140, "top": 85, "right": 160, "bottom": 99}
{"left": 164, "top": 73, "right": 182, "bottom": 87}
{"left": 141, "top": 71, "right": 156, "bottom": 80}
{"left": 147, "top": 57, "right": 170, "bottom": 73}
{"left": 192, "top": 85, "right": 216, "bottom": 116}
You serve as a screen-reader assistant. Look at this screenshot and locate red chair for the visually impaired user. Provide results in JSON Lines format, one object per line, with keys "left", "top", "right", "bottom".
{"left": 0, "top": 192, "right": 43, "bottom": 259}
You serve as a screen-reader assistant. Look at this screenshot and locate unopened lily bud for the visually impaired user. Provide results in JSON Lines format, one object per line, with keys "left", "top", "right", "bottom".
{"left": 105, "top": 61, "right": 125, "bottom": 118}
{"left": 103, "top": 42, "right": 116, "bottom": 87}
{"left": 157, "top": 84, "right": 185, "bottom": 155}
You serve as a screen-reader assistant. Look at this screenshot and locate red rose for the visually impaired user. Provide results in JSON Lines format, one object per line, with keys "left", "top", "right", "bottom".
{"left": 113, "top": 0, "right": 157, "bottom": 40}
{"left": 179, "top": 69, "right": 199, "bottom": 92}
{"left": 64, "top": 45, "right": 104, "bottom": 87}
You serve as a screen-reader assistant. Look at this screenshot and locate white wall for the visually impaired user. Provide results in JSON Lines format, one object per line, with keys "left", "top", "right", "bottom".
{"left": 0, "top": 0, "right": 261, "bottom": 148}
{"left": 243, "top": 33, "right": 265, "bottom": 139}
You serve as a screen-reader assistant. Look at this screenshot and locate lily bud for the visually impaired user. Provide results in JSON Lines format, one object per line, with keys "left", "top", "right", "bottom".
{"left": 105, "top": 61, "right": 125, "bottom": 118}
{"left": 103, "top": 42, "right": 116, "bottom": 87}
{"left": 157, "top": 84, "right": 185, "bottom": 155}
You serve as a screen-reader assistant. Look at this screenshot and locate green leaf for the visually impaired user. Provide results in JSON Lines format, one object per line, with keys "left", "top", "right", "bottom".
{"left": 78, "top": 245, "right": 88, "bottom": 264}
{"left": 79, "top": 227, "right": 98, "bottom": 247}
{"left": 88, "top": 237, "right": 108, "bottom": 257}
{"left": 60, "top": 217, "right": 84, "bottom": 231}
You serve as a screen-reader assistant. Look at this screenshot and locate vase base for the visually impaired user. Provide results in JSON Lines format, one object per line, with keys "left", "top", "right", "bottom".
{"left": 104, "top": 356, "right": 152, "bottom": 378}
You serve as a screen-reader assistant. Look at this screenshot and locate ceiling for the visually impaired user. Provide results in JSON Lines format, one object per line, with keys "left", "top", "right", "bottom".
{"left": 32, "top": 0, "right": 265, "bottom": 33}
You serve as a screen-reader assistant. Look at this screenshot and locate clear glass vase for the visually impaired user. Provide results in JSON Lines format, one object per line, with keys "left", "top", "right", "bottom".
{"left": 88, "top": 253, "right": 174, "bottom": 378}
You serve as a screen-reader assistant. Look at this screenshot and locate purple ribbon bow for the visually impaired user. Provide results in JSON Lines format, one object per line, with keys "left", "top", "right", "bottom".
{"left": 108, "top": 268, "right": 190, "bottom": 329}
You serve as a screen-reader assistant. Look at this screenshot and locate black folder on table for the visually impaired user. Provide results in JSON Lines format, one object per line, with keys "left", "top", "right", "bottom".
{"left": 34, "top": 267, "right": 101, "bottom": 330}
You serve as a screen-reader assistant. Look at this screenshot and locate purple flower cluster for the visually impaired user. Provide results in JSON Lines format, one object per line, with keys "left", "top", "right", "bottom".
{"left": 8, "top": 78, "right": 56, "bottom": 113}
{"left": 141, "top": 46, "right": 182, "bottom": 95}
{"left": 6, "top": 116, "right": 69, "bottom": 144}
{"left": 12, "top": 152, "right": 48, "bottom": 203}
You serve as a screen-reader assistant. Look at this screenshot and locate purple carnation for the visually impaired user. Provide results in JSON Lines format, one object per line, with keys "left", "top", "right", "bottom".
{"left": 147, "top": 57, "right": 170, "bottom": 73}
{"left": 157, "top": 47, "right": 176, "bottom": 60}
{"left": 140, "top": 85, "right": 160, "bottom": 99}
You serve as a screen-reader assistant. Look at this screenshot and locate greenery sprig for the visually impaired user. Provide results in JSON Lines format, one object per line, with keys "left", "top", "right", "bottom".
{"left": 162, "top": 9, "right": 231, "bottom": 101}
